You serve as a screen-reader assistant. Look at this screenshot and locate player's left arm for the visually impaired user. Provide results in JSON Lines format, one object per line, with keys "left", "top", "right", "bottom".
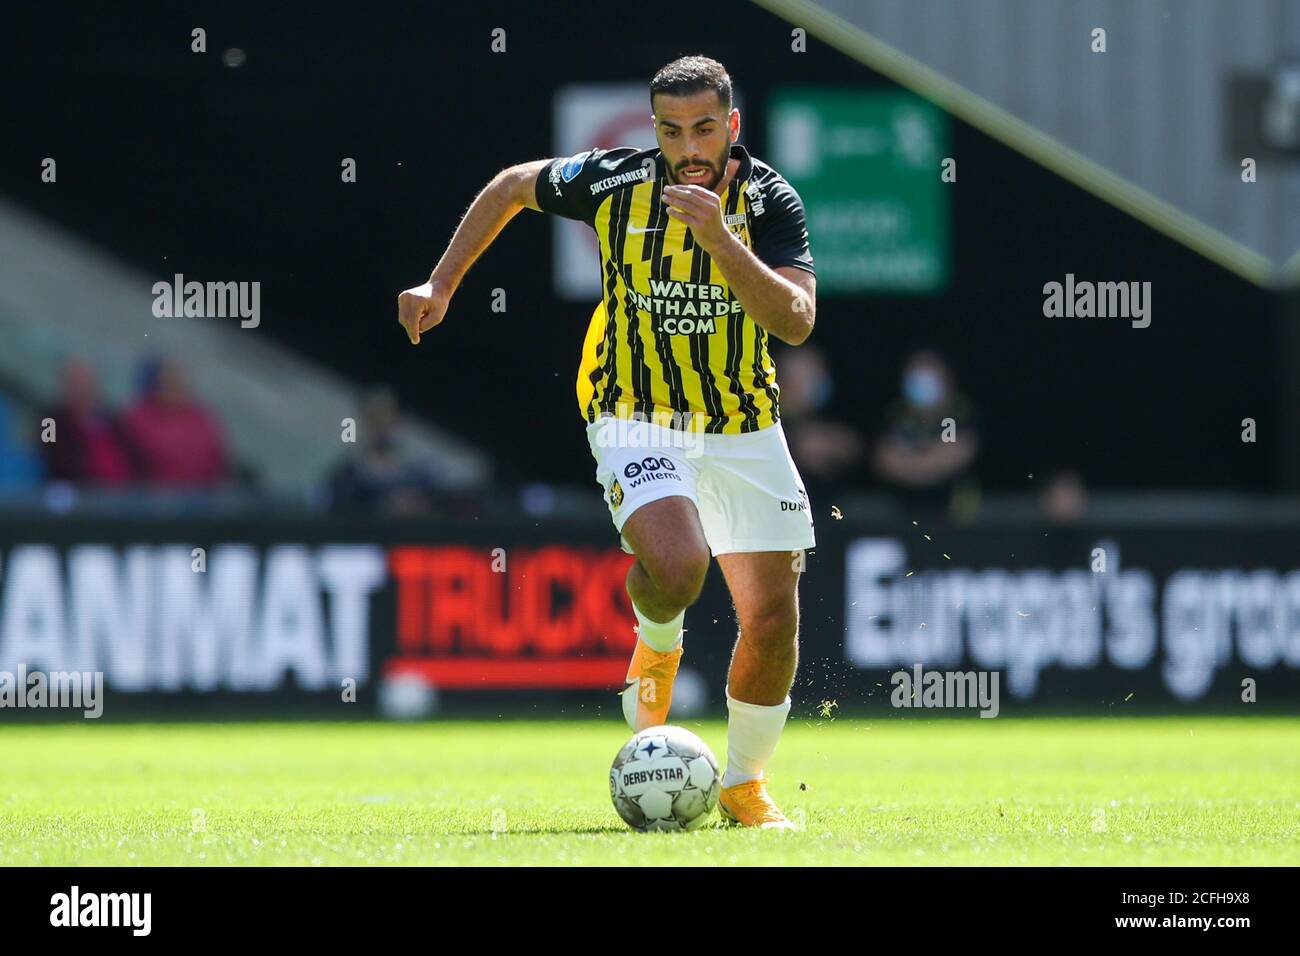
{"left": 663, "top": 183, "right": 815, "bottom": 345}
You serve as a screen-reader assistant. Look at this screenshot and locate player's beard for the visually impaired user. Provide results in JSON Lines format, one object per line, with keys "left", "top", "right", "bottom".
{"left": 670, "top": 142, "right": 731, "bottom": 191}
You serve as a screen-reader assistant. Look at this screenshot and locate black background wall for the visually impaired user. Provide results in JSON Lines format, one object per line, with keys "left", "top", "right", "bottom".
{"left": 0, "top": 0, "right": 1283, "bottom": 490}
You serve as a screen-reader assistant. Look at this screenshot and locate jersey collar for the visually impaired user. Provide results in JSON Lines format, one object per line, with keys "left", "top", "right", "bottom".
{"left": 729, "top": 144, "right": 754, "bottom": 185}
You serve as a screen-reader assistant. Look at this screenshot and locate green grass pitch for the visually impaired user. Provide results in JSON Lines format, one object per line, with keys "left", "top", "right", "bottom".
{"left": 1, "top": 716, "right": 1297, "bottom": 865}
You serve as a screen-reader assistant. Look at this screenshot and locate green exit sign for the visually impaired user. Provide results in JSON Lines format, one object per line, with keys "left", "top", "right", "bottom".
{"left": 768, "top": 88, "right": 950, "bottom": 294}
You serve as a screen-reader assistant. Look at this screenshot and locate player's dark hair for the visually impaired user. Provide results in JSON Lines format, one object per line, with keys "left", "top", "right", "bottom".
{"left": 650, "top": 56, "right": 732, "bottom": 110}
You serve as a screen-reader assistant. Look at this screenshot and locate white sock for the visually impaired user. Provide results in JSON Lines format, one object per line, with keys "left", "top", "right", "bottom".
{"left": 722, "top": 690, "right": 792, "bottom": 788}
{"left": 631, "top": 600, "right": 683, "bottom": 652}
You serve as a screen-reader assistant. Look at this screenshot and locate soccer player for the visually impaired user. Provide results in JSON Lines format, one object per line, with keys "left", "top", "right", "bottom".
{"left": 398, "top": 56, "right": 816, "bottom": 829}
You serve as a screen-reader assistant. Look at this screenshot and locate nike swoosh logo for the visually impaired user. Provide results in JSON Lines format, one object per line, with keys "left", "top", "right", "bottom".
{"left": 627, "top": 226, "right": 662, "bottom": 234}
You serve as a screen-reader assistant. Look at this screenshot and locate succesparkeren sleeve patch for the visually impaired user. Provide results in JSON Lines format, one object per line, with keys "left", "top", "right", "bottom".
{"left": 535, "top": 147, "right": 652, "bottom": 225}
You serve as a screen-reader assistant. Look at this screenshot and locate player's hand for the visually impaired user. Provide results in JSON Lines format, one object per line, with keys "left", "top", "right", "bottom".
{"left": 663, "top": 184, "right": 730, "bottom": 253}
{"left": 397, "top": 282, "right": 450, "bottom": 345}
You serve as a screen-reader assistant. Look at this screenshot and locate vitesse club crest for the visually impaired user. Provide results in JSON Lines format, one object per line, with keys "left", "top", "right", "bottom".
{"left": 724, "top": 211, "right": 748, "bottom": 244}
{"left": 608, "top": 478, "right": 624, "bottom": 509}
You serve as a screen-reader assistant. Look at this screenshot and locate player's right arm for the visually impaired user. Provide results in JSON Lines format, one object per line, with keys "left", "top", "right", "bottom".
{"left": 398, "top": 159, "right": 549, "bottom": 345}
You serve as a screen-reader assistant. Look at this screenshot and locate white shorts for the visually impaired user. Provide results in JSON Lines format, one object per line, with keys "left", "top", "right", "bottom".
{"left": 585, "top": 416, "right": 816, "bottom": 557}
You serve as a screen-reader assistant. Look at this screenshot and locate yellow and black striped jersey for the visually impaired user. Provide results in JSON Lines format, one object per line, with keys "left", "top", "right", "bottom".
{"left": 536, "top": 145, "right": 814, "bottom": 434}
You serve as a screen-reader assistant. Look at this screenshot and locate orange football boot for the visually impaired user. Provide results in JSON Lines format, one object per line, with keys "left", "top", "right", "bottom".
{"left": 718, "top": 776, "right": 797, "bottom": 830}
{"left": 621, "top": 634, "right": 683, "bottom": 732}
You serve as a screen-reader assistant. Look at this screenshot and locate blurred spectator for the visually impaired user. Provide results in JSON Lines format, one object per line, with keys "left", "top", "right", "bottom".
{"left": 776, "top": 344, "right": 866, "bottom": 499}
{"left": 325, "top": 387, "right": 445, "bottom": 514}
{"left": 0, "top": 395, "right": 43, "bottom": 493}
{"left": 873, "top": 351, "right": 980, "bottom": 517}
{"left": 1040, "top": 469, "right": 1088, "bottom": 523}
{"left": 39, "top": 359, "right": 132, "bottom": 485}
{"left": 119, "top": 357, "right": 229, "bottom": 487}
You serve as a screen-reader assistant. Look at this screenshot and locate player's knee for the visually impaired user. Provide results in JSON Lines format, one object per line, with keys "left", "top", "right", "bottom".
{"left": 648, "top": 550, "right": 709, "bottom": 610}
{"left": 739, "top": 602, "right": 799, "bottom": 648}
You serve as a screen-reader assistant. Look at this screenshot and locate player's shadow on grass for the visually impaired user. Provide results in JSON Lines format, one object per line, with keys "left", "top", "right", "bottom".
{"left": 459, "top": 826, "right": 627, "bottom": 836}
{"left": 459, "top": 823, "right": 731, "bottom": 836}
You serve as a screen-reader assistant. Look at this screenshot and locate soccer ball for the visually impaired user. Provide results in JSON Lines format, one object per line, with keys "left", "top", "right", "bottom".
{"left": 609, "top": 725, "right": 721, "bottom": 832}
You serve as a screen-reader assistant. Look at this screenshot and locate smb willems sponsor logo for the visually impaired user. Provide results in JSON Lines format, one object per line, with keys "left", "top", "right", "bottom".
{"left": 0, "top": 668, "right": 102, "bottom": 717}
{"left": 50, "top": 886, "right": 151, "bottom": 936}
{"left": 890, "top": 664, "right": 1000, "bottom": 717}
